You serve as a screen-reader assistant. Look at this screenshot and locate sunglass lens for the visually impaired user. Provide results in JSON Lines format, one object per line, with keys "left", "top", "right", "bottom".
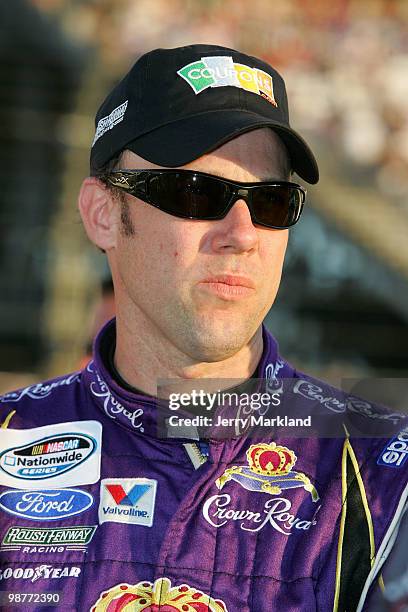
{"left": 252, "top": 185, "right": 303, "bottom": 228}
{"left": 148, "top": 173, "right": 230, "bottom": 219}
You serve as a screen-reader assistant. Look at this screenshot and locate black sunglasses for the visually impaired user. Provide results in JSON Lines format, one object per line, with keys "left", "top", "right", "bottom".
{"left": 103, "top": 169, "right": 306, "bottom": 229}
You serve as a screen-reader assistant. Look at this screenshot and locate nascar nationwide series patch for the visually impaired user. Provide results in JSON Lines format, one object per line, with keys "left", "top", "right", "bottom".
{"left": 0, "top": 421, "right": 102, "bottom": 489}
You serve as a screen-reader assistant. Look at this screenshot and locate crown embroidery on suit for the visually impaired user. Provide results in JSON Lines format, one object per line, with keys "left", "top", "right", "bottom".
{"left": 216, "top": 442, "right": 319, "bottom": 502}
{"left": 91, "top": 577, "right": 228, "bottom": 611}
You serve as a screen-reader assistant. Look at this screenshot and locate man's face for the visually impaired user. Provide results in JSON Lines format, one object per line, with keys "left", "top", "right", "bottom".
{"left": 109, "top": 128, "right": 290, "bottom": 362}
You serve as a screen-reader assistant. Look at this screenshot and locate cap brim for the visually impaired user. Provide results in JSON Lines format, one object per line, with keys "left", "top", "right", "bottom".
{"left": 125, "top": 111, "right": 319, "bottom": 184}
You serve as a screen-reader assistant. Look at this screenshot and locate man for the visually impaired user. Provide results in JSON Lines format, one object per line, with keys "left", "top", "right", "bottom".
{"left": 0, "top": 45, "right": 407, "bottom": 612}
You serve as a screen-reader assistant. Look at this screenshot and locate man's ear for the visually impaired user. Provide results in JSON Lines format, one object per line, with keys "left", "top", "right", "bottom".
{"left": 78, "top": 178, "right": 118, "bottom": 251}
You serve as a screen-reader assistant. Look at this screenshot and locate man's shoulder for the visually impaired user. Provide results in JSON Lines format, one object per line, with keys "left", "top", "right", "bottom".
{"left": 291, "top": 367, "right": 407, "bottom": 427}
{"left": 0, "top": 370, "right": 83, "bottom": 429}
{"left": 288, "top": 367, "right": 408, "bottom": 471}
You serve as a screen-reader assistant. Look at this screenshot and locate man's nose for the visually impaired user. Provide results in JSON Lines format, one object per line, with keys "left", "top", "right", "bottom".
{"left": 209, "top": 199, "right": 259, "bottom": 254}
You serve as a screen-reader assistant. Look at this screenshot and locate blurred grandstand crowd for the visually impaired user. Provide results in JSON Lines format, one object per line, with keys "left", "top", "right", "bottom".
{"left": 51, "top": 0, "right": 408, "bottom": 206}
{"left": 2, "top": 0, "right": 408, "bottom": 386}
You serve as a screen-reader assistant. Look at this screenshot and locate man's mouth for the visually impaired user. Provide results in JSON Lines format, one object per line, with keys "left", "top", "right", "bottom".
{"left": 198, "top": 275, "right": 256, "bottom": 299}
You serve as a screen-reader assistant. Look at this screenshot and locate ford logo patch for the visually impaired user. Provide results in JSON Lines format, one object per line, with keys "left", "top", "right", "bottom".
{"left": 0, "top": 488, "right": 93, "bottom": 520}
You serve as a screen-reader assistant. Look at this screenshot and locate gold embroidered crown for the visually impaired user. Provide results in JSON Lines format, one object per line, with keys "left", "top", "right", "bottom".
{"left": 246, "top": 442, "right": 297, "bottom": 476}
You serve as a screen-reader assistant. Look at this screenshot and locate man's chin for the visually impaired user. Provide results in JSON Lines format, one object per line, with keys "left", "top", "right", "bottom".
{"left": 181, "top": 321, "right": 260, "bottom": 363}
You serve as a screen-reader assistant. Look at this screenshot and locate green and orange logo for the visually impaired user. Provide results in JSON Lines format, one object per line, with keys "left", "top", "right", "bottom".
{"left": 177, "top": 56, "right": 277, "bottom": 106}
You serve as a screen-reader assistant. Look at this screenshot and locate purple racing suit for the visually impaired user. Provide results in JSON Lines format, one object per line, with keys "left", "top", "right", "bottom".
{"left": 0, "top": 319, "right": 407, "bottom": 611}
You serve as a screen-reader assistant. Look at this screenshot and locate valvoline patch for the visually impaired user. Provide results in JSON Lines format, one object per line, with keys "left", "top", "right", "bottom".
{"left": 99, "top": 478, "right": 157, "bottom": 527}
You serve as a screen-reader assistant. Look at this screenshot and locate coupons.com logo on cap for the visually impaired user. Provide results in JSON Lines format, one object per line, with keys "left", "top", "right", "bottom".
{"left": 98, "top": 478, "right": 157, "bottom": 527}
{"left": 177, "top": 55, "right": 277, "bottom": 106}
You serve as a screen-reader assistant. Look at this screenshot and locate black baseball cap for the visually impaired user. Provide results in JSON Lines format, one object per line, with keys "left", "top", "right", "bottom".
{"left": 90, "top": 44, "right": 319, "bottom": 184}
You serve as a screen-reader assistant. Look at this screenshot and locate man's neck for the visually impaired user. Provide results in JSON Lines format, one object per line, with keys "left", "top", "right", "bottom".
{"left": 113, "top": 313, "right": 264, "bottom": 396}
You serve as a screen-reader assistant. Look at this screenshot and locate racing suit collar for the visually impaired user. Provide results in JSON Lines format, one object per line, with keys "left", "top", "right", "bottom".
{"left": 83, "top": 317, "right": 294, "bottom": 438}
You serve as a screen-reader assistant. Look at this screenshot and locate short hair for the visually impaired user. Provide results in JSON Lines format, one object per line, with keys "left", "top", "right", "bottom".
{"left": 92, "top": 151, "right": 135, "bottom": 239}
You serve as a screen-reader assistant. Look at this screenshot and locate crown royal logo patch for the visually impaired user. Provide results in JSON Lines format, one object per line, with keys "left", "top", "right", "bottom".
{"left": 216, "top": 442, "right": 319, "bottom": 501}
{"left": 177, "top": 56, "right": 277, "bottom": 106}
{"left": 91, "top": 577, "right": 228, "bottom": 611}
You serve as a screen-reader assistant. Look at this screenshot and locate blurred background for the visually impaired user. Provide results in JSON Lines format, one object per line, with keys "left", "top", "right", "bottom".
{"left": 1, "top": 0, "right": 408, "bottom": 392}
